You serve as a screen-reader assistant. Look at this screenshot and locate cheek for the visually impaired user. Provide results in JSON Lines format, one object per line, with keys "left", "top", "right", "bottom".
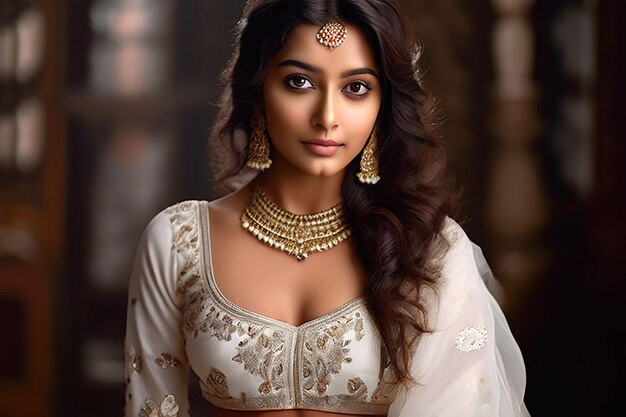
{"left": 265, "top": 91, "right": 310, "bottom": 133}
{"left": 344, "top": 101, "right": 380, "bottom": 143}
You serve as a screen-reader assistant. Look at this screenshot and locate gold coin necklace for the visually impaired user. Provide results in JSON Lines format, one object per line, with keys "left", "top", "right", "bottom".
{"left": 240, "top": 183, "right": 351, "bottom": 261}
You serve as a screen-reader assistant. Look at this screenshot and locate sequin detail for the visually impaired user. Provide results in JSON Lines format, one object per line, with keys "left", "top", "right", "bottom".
{"left": 139, "top": 394, "right": 180, "bottom": 417}
{"left": 125, "top": 345, "right": 143, "bottom": 379}
{"left": 155, "top": 353, "right": 182, "bottom": 369}
{"left": 455, "top": 326, "right": 488, "bottom": 352}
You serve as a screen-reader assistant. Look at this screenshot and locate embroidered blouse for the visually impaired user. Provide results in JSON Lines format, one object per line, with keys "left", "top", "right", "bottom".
{"left": 124, "top": 200, "right": 530, "bottom": 417}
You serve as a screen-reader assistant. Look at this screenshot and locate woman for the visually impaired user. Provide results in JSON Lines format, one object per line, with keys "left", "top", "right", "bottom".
{"left": 124, "top": 1, "right": 530, "bottom": 416}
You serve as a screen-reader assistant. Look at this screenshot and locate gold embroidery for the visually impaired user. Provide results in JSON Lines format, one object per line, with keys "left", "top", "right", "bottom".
{"left": 182, "top": 295, "right": 241, "bottom": 341}
{"left": 176, "top": 273, "right": 200, "bottom": 297}
{"left": 347, "top": 377, "right": 368, "bottom": 399}
{"left": 302, "top": 376, "right": 371, "bottom": 409}
{"left": 209, "top": 311, "right": 239, "bottom": 341}
{"left": 168, "top": 202, "right": 211, "bottom": 340}
{"left": 200, "top": 367, "right": 232, "bottom": 400}
{"left": 139, "top": 394, "right": 180, "bottom": 417}
{"left": 169, "top": 202, "right": 243, "bottom": 342}
{"left": 166, "top": 201, "right": 200, "bottom": 271}
{"left": 233, "top": 328, "right": 287, "bottom": 394}
{"left": 301, "top": 311, "right": 365, "bottom": 395}
{"left": 177, "top": 275, "right": 209, "bottom": 338}
{"left": 155, "top": 353, "right": 182, "bottom": 368}
{"left": 241, "top": 391, "right": 291, "bottom": 409}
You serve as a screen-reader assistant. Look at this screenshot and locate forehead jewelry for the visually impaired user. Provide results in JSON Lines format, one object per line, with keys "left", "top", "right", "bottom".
{"left": 316, "top": 20, "right": 348, "bottom": 50}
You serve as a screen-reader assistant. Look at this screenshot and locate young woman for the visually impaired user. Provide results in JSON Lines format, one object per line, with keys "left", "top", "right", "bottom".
{"left": 124, "top": 1, "right": 530, "bottom": 416}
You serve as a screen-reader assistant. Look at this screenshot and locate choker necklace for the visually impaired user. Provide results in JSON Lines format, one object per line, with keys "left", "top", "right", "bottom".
{"left": 240, "top": 183, "right": 351, "bottom": 261}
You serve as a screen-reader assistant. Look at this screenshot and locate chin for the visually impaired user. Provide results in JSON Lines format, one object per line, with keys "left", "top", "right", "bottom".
{"left": 308, "top": 166, "right": 346, "bottom": 178}
{"left": 278, "top": 152, "right": 350, "bottom": 178}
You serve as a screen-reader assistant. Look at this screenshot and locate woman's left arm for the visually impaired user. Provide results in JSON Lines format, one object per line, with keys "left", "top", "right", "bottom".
{"left": 389, "top": 219, "right": 530, "bottom": 417}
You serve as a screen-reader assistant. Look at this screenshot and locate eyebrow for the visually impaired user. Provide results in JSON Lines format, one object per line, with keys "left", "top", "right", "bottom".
{"left": 277, "top": 59, "right": 379, "bottom": 79}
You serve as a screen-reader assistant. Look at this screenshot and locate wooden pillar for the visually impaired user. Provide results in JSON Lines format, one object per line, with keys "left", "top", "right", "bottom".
{"left": 0, "top": 0, "right": 62, "bottom": 415}
{"left": 487, "top": 0, "right": 549, "bottom": 319}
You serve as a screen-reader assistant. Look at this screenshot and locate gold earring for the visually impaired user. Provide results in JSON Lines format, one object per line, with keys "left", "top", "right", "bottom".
{"left": 246, "top": 106, "right": 272, "bottom": 170}
{"left": 357, "top": 131, "right": 380, "bottom": 184}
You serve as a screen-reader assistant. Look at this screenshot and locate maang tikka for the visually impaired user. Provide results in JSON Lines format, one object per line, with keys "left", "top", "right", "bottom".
{"left": 316, "top": 20, "right": 348, "bottom": 50}
{"left": 246, "top": 106, "right": 272, "bottom": 170}
{"left": 357, "top": 131, "right": 380, "bottom": 184}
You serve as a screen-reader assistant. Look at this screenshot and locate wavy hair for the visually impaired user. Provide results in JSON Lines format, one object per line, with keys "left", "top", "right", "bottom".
{"left": 209, "top": 0, "right": 455, "bottom": 386}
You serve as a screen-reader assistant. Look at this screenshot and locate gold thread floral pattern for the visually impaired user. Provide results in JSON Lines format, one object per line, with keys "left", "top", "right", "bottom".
{"left": 233, "top": 328, "right": 287, "bottom": 395}
{"left": 455, "top": 326, "right": 488, "bottom": 352}
{"left": 167, "top": 202, "right": 289, "bottom": 398}
{"left": 301, "top": 312, "right": 365, "bottom": 395}
{"left": 139, "top": 394, "right": 180, "bottom": 417}
{"left": 200, "top": 367, "right": 232, "bottom": 400}
{"left": 177, "top": 275, "right": 209, "bottom": 338}
{"left": 347, "top": 377, "right": 368, "bottom": 399}
{"left": 155, "top": 353, "right": 182, "bottom": 369}
{"left": 166, "top": 201, "right": 203, "bottom": 336}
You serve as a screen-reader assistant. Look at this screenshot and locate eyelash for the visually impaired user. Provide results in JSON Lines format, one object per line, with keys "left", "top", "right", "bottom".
{"left": 284, "top": 75, "right": 372, "bottom": 98}
{"left": 285, "top": 75, "right": 314, "bottom": 90}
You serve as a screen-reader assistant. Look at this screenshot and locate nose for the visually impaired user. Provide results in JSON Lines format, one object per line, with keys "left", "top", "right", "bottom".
{"left": 312, "top": 89, "right": 339, "bottom": 132}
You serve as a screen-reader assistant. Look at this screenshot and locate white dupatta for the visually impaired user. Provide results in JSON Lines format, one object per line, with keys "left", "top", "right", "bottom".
{"left": 388, "top": 219, "right": 531, "bottom": 417}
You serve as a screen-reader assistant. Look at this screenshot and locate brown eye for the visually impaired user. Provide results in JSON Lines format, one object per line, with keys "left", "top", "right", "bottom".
{"left": 343, "top": 81, "right": 370, "bottom": 96}
{"left": 286, "top": 75, "right": 314, "bottom": 89}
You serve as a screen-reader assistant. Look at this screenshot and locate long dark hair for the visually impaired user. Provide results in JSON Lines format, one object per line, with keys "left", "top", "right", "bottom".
{"left": 210, "top": 0, "right": 454, "bottom": 386}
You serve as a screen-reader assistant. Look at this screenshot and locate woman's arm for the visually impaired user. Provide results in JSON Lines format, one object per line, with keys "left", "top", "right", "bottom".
{"left": 124, "top": 211, "right": 190, "bottom": 417}
{"left": 389, "top": 219, "right": 530, "bottom": 417}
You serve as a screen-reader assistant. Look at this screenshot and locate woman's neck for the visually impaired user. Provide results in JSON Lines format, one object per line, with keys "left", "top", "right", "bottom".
{"left": 258, "top": 167, "right": 345, "bottom": 215}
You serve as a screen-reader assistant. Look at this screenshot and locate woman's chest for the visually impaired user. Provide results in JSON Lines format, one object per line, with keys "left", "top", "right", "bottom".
{"left": 168, "top": 200, "right": 397, "bottom": 413}
{"left": 210, "top": 225, "right": 367, "bottom": 328}
{"left": 179, "top": 273, "right": 394, "bottom": 413}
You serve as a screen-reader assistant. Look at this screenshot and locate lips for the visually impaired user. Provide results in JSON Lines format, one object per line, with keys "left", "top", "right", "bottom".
{"left": 301, "top": 139, "right": 343, "bottom": 156}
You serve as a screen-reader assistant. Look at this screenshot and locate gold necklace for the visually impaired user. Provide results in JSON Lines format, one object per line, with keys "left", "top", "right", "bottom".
{"left": 240, "top": 183, "right": 351, "bottom": 261}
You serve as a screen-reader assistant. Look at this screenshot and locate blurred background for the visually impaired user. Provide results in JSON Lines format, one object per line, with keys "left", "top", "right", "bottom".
{"left": 0, "top": 0, "right": 623, "bottom": 416}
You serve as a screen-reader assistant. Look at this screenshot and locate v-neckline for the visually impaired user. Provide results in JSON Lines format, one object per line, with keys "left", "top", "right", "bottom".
{"left": 198, "top": 200, "right": 366, "bottom": 331}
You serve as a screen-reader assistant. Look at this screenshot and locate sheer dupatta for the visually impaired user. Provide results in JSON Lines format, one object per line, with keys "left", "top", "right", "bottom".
{"left": 388, "top": 219, "right": 530, "bottom": 417}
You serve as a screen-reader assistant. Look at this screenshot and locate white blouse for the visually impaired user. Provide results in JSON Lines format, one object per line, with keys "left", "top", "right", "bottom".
{"left": 124, "top": 200, "right": 530, "bottom": 417}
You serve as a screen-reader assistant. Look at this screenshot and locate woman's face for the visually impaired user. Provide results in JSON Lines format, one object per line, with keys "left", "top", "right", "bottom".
{"left": 262, "top": 23, "right": 382, "bottom": 179}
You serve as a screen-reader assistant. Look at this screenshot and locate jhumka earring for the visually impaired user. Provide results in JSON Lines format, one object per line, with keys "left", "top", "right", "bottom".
{"left": 357, "top": 131, "right": 380, "bottom": 184}
{"left": 316, "top": 20, "right": 348, "bottom": 50}
{"left": 246, "top": 106, "right": 272, "bottom": 170}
